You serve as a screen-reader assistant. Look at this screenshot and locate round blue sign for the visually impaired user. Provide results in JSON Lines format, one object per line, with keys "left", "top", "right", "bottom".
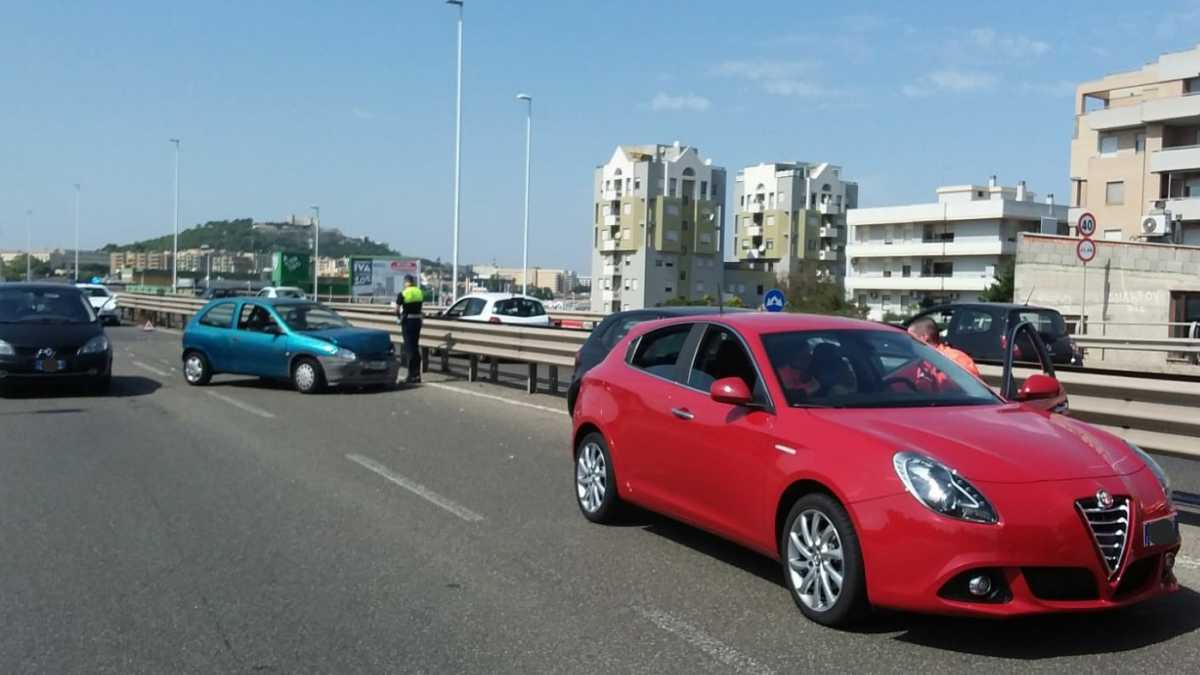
{"left": 764, "top": 288, "right": 785, "bottom": 312}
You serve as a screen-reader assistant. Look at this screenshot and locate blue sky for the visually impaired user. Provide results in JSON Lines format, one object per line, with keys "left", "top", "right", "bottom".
{"left": 3, "top": 1, "right": 1200, "bottom": 271}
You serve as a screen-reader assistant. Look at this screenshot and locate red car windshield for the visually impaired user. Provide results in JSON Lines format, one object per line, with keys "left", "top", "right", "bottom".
{"left": 762, "top": 329, "right": 1000, "bottom": 409}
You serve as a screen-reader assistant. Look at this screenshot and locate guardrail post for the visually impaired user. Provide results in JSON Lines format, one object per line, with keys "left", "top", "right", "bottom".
{"left": 527, "top": 363, "right": 538, "bottom": 394}
{"left": 440, "top": 349, "right": 450, "bottom": 373}
{"left": 489, "top": 360, "right": 499, "bottom": 382}
{"left": 548, "top": 366, "right": 559, "bottom": 395}
{"left": 468, "top": 355, "right": 479, "bottom": 382}
{"left": 421, "top": 347, "right": 430, "bottom": 373}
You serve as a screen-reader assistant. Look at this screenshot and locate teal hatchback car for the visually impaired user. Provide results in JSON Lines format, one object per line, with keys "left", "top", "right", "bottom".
{"left": 181, "top": 298, "right": 399, "bottom": 393}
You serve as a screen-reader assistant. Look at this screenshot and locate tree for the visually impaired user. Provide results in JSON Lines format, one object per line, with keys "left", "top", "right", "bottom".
{"left": 1, "top": 254, "right": 52, "bottom": 281}
{"left": 528, "top": 287, "right": 555, "bottom": 301}
{"left": 981, "top": 259, "right": 1015, "bottom": 303}
{"left": 782, "top": 267, "right": 867, "bottom": 318}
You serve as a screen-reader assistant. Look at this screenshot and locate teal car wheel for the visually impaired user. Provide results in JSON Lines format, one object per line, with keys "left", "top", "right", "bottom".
{"left": 292, "top": 357, "right": 325, "bottom": 394}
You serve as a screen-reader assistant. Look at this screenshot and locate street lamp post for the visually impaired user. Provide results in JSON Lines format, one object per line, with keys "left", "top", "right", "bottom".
{"left": 169, "top": 138, "right": 181, "bottom": 293}
{"left": 447, "top": 0, "right": 464, "bottom": 302}
{"left": 73, "top": 183, "right": 81, "bottom": 281}
{"left": 25, "top": 209, "right": 32, "bottom": 281}
{"left": 516, "top": 93, "right": 532, "bottom": 296}
{"left": 310, "top": 205, "right": 320, "bottom": 300}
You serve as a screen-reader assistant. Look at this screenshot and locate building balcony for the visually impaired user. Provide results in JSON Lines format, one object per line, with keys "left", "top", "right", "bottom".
{"left": 844, "top": 275, "right": 993, "bottom": 292}
{"left": 818, "top": 225, "right": 841, "bottom": 238}
{"left": 818, "top": 249, "right": 842, "bottom": 262}
{"left": 603, "top": 214, "right": 620, "bottom": 226}
{"left": 817, "top": 201, "right": 841, "bottom": 215}
{"left": 602, "top": 290, "right": 620, "bottom": 302}
{"left": 602, "top": 190, "right": 623, "bottom": 201}
{"left": 1161, "top": 196, "right": 1200, "bottom": 221}
{"left": 601, "top": 264, "right": 620, "bottom": 276}
{"left": 600, "top": 239, "right": 635, "bottom": 253}
{"left": 845, "top": 240, "right": 1013, "bottom": 259}
{"left": 744, "top": 225, "right": 763, "bottom": 237}
{"left": 1150, "top": 144, "right": 1200, "bottom": 173}
{"left": 747, "top": 202, "right": 764, "bottom": 213}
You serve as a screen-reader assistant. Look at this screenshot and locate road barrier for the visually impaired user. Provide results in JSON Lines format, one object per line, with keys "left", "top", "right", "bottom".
{"left": 117, "top": 293, "right": 1199, "bottom": 462}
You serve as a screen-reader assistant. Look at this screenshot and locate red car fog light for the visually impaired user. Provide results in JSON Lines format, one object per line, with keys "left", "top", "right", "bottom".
{"left": 968, "top": 575, "right": 992, "bottom": 597}
{"left": 938, "top": 569, "right": 1011, "bottom": 604}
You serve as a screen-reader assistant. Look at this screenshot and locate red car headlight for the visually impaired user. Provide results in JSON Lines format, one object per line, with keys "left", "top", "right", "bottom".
{"left": 893, "top": 452, "right": 999, "bottom": 524}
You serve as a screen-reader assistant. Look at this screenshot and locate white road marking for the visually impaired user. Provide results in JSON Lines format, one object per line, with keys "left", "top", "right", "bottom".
{"left": 132, "top": 361, "right": 170, "bottom": 378}
{"left": 425, "top": 382, "right": 568, "bottom": 416}
{"left": 774, "top": 444, "right": 797, "bottom": 455}
{"left": 634, "top": 607, "right": 774, "bottom": 675}
{"left": 1178, "top": 555, "right": 1200, "bottom": 570}
{"left": 346, "top": 453, "right": 484, "bottom": 522}
{"left": 203, "top": 390, "right": 276, "bottom": 419}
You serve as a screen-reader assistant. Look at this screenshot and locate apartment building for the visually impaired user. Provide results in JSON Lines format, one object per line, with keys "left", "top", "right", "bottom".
{"left": 470, "top": 265, "right": 574, "bottom": 295}
{"left": 590, "top": 143, "right": 726, "bottom": 312}
{"left": 109, "top": 250, "right": 172, "bottom": 271}
{"left": 1070, "top": 44, "right": 1200, "bottom": 244}
{"left": 725, "top": 162, "right": 856, "bottom": 306}
{"left": 846, "top": 178, "right": 1066, "bottom": 321}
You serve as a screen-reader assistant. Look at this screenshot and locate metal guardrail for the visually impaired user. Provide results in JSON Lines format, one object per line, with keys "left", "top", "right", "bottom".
{"left": 117, "top": 293, "right": 1199, "bottom": 461}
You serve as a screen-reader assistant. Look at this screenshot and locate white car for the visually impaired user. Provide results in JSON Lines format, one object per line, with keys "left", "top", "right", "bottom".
{"left": 256, "top": 286, "right": 308, "bottom": 299}
{"left": 440, "top": 293, "right": 551, "bottom": 326}
{"left": 76, "top": 283, "right": 120, "bottom": 325}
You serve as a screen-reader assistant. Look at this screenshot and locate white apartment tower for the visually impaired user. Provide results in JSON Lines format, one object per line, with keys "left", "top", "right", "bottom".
{"left": 725, "top": 162, "right": 856, "bottom": 306}
{"left": 846, "top": 177, "right": 1066, "bottom": 321}
{"left": 590, "top": 143, "right": 726, "bottom": 312}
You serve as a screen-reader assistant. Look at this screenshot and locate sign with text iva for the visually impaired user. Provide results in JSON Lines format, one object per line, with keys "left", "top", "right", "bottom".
{"left": 351, "top": 257, "right": 421, "bottom": 299}
{"left": 1076, "top": 238, "right": 1096, "bottom": 263}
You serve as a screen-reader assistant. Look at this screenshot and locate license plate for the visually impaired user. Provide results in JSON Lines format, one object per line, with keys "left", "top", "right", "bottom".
{"left": 362, "top": 360, "right": 388, "bottom": 371}
{"left": 36, "top": 360, "right": 66, "bottom": 373}
{"left": 1144, "top": 515, "right": 1180, "bottom": 547}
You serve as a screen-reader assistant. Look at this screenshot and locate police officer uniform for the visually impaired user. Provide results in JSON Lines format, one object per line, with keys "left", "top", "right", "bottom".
{"left": 396, "top": 278, "right": 424, "bottom": 383}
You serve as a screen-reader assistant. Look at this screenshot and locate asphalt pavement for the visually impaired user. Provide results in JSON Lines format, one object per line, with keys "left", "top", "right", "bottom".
{"left": 2, "top": 325, "right": 1199, "bottom": 674}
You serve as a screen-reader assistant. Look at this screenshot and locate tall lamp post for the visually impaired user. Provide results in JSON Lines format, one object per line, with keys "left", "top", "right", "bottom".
{"left": 169, "top": 138, "right": 181, "bottom": 293}
{"left": 25, "top": 209, "right": 33, "bottom": 281}
{"left": 73, "top": 183, "right": 81, "bottom": 281}
{"left": 447, "top": 0, "right": 464, "bottom": 301}
{"left": 310, "top": 205, "right": 320, "bottom": 300}
{"left": 516, "top": 93, "right": 532, "bottom": 296}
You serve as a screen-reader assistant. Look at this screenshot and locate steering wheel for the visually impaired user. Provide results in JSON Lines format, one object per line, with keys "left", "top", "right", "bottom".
{"left": 882, "top": 375, "right": 920, "bottom": 392}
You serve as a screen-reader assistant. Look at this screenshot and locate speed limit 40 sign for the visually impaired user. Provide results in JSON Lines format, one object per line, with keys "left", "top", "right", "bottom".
{"left": 1077, "top": 212, "right": 1097, "bottom": 238}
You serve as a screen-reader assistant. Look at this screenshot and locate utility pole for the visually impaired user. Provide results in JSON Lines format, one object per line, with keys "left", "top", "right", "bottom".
{"left": 311, "top": 206, "right": 320, "bottom": 300}
{"left": 516, "top": 93, "right": 532, "bottom": 296}
{"left": 73, "top": 183, "right": 81, "bottom": 281}
{"left": 170, "top": 138, "right": 181, "bottom": 293}
{"left": 447, "top": 0, "right": 464, "bottom": 302}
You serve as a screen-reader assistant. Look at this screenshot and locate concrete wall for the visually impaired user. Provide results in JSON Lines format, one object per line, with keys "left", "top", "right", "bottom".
{"left": 1014, "top": 232, "right": 1200, "bottom": 369}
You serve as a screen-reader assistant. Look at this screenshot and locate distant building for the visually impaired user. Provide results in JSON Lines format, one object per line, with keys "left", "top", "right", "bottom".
{"left": 590, "top": 142, "right": 726, "bottom": 312}
{"left": 1, "top": 249, "right": 54, "bottom": 264}
{"left": 724, "top": 161, "right": 856, "bottom": 307}
{"left": 1070, "top": 44, "right": 1200, "bottom": 244}
{"left": 109, "top": 250, "right": 172, "bottom": 271}
{"left": 846, "top": 177, "right": 1066, "bottom": 321}
{"left": 470, "top": 265, "right": 573, "bottom": 294}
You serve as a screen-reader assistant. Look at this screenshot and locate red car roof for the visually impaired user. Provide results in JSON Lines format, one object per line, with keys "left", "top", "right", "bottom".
{"left": 627, "top": 311, "right": 899, "bottom": 340}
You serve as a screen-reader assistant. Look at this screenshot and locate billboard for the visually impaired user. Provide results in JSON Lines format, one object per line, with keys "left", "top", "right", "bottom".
{"left": 272, "top": 251, "right": 311, "bottom": 286}
{"left": 351, "top": 257, "right": 421, "bottom": 299}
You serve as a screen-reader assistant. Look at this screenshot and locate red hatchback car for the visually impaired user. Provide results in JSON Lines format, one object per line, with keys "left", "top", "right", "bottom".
{"left": 570, "top": 313, "right": 1180, "bottom": 627}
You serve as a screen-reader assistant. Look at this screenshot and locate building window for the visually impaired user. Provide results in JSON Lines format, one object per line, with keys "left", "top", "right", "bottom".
{"left": 655, "top": 259, "right": 663, "bottom": 267}
{"left": 766, "top": 214, "right": 776, "bottom": 226}
{"left": 669, "top": 178, "right": 677, "bottom": 197}
{"left": 680, "top": 270, "right": 687, "bottom": 281}
{"left": 682, "top": 220, "right": 689, "bottom": 231}
{"left": 696, "top": 282, "right": 705, "bottom": 293}
{"left": 883, "top": 269, "right": 892, "bottom": 278}
{"left": 902, "top": 265, "right": 911, "bottom": 277}
{"left": 1105, "top": 181, "right": 1124, "bottom": 205}
{"left": 632, "top": 279, "right": 639, "bottom": 290}
{"left": 932, "top": 262, "right": 953, "bottom": 277}
{"left": 623, "top": 202, "right": 632, "bottom": 214}
{"left": 666, "top": 260, "right": 674, "bottom": 267}
{"left": 766, "top": 240, "right": 774, "bottom": 250}
{"left": 741, "top": 239, "right": 749, "bottom": 249}
{"left": 1135, "top": 133, "right": 1146, "bottom": 153}
{"left": 808, "top": 239, "right": 816, "bottom": 251}
{"left": 625, "top": 257, "right": 631, "bottom": 266}
{"left": 1186, "top": 77, "right": 1200, "bottom": 94}
{"left": 756, "top": 285, "right": 764, "bottom": 295}
{"left": 1099, "top": 134, "right": 1119, "bottom": 156}
{"left": 700, "top": 180, "right": 708, "bottom": 198}
{"left": 623, "top": 278, "right": 631, "bottom": 290}
{"left": 634, "top": 178, "right": 641, "bottom": 190}
{"left": 665, "top": 286, "right": 673, "bottom": 293}
{"left": 1103, "top": 229, "right": 1123, "bottom": 241}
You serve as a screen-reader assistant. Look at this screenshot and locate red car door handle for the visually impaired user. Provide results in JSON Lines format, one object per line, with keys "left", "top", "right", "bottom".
{"left": 671, "top": 407, "right": 694, "bottom": 420}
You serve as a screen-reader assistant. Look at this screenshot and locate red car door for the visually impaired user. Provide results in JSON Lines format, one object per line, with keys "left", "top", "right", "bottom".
{"left": 613, "top": 323, "right": 703, "bottom": 514}
{"left": 657, "top": 324, "right": 775, "bottom": 548}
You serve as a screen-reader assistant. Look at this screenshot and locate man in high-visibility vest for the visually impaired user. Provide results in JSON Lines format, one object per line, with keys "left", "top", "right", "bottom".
{"left": 396, "top": 275, "right": 424, "bottom": 384}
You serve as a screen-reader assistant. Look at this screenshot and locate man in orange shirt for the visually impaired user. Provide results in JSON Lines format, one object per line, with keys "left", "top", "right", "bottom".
{"left": 907, "top": 316, "right": 981, "bottom": 378}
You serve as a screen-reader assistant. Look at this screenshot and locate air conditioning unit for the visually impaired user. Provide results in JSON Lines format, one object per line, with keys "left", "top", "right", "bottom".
{"left": 1141, "top": 213, "right": 1170, "bottom": 237}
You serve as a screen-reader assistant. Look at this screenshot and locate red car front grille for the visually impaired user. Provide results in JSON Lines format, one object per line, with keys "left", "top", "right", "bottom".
{"left": 1076, "top": 496, "right": 1131, "bottom": 578}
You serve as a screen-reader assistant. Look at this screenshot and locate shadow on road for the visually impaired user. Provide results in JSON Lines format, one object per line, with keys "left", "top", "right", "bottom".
{"left": 622, "top": 507, "right": 784, "bottom": 588}
{"left": 880, "top": 586, "right": 1200, "bottom": 657}
{"left": 0, "top": 375, "right": 160, "bottom": 399}
{"left": 220, "top": 377, "right": 398, "bottom": 395}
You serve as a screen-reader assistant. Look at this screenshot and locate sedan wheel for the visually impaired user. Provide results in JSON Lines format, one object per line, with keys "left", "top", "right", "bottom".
{"left": 292, "top": 359, "right": 325, "bottom": 394}
{"left": 781, "top": 494, "right": 868, "bottom": 626}
{"left": 574, "top": 432, "right": 620, "bottom": 523}
{"left": 183, "top": 352, "right": 211, "bottom": 386}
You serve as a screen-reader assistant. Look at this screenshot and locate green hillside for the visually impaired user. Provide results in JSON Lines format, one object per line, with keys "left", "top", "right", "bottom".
{"left": 101, "top": 218, "right": 399, "bottom": 258}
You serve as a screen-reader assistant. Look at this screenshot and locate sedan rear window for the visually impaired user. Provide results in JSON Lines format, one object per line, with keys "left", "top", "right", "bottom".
{"left": 1012, "top": 310, "right": 1067, "bottom": 337}
{"left": 630, "top": 324, "right": 692, "bottom": 380}
{"left": 494, "top": 298, "right": 546, "bottom": 317}
{"left": 198, "top": 302, "right": 236, "bottom": 328}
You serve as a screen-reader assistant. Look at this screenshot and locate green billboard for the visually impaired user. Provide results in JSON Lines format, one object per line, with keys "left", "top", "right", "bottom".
{"left": 272, "top": 251, "right": 311, "bottom": 286}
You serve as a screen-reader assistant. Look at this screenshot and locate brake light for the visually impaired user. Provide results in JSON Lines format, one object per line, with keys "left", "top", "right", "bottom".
{"left": 488, "top": 317, "right": 501, "bottom": 324}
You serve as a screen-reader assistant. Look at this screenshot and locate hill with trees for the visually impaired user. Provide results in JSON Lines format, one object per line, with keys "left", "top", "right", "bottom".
{"left": 101, "top": 218, "right": 399, "bottom": 258}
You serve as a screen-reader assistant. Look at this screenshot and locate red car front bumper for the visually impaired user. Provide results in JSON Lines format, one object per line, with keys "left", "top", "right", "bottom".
{"left": 854, "top": 468, "right": 1180, "bottom": 616}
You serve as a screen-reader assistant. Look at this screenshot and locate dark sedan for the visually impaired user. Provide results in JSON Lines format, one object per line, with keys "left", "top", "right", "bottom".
{"left": 567, "top": 306, "right": 746, "bottom": 414}
{"left": 0, "top": 283, "right": 113, "bottom": 394}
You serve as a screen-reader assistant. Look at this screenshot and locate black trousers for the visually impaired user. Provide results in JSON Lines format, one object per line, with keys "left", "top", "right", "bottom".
{"left": 401, "top": 316, "right": 423, "bottom": 380}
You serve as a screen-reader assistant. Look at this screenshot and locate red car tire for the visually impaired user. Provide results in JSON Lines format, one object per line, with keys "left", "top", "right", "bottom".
{"left": 574, "top": 432, "right": 622, "bottom": 523}
{"left": 780, "top": 493, "right": 870, "bottom": 627}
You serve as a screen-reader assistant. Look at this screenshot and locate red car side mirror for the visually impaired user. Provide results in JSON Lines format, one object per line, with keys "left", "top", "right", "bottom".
{"left": 710, "top": 377, "right": 753, "bottom": 406}
{"left": 1015, "top": 373, "right": 1062, "bottom": 402}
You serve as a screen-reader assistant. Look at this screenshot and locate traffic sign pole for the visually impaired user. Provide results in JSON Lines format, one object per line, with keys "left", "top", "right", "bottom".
{"left": 1075, "top": 228, "right": 1097, "bottom": 335}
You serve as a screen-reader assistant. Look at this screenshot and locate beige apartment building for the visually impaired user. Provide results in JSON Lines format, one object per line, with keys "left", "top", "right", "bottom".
{"left": 589, "top": 143, "right": 726, "bottom": 312}
{"left": 725, "top": 162, "right": 856, "bottom": 307}
{"left": 1070, "top": 44, "right": 1200, "bottom": 244}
